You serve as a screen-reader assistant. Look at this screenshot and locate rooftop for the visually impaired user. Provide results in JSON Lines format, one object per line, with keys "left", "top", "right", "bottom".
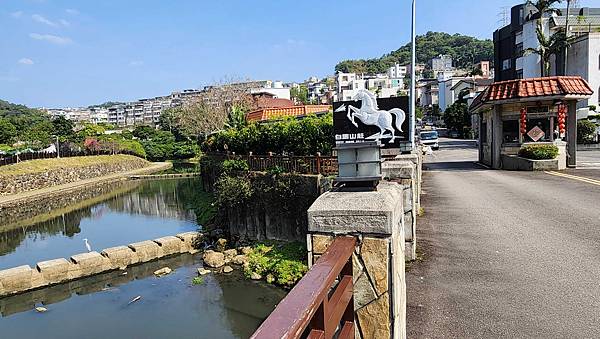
{"left": 470, "top": 76, "right": 593, "bottom": 112}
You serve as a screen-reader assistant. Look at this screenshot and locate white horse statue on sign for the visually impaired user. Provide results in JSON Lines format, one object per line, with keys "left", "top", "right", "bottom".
{"left": 334, "top": 89, "right": 406, "bottom": 143}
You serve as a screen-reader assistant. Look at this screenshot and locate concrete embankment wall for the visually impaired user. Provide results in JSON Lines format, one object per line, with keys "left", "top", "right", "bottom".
{"left": 202, "top": 168, "right": 332, "bottom": 242}
{"left": 0, "top": 155, "right": 149, "bottom": 195}
{"left": 0, "top": 231, "right": 199, "bottom": 298}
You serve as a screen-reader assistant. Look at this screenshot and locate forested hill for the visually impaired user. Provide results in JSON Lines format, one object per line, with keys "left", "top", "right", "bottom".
{"left": 0, "top": 99, "right": 43, "bottom": 117}
{"left": 335, "top": 31, "right": 494, "bottom": 74}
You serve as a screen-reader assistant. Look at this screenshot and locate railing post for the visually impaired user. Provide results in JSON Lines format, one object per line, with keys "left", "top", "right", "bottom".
{"left": 307, "top": 181, "right": 407, "bottom": 339}
{"left": 316, "top": 152, "right": 321, "bottom": 175}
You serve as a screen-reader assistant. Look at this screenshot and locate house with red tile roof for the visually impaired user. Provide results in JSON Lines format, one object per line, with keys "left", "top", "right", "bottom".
{"left": 470, "top": 76, "right": 593, "bottom": 169}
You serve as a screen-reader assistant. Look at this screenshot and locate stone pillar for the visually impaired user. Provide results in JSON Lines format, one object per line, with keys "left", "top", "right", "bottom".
{"left": 307, "top": 182, "right": 406, "bottom": 339}
{"left": 567, "top": 100, "right": 577, "bottom": 168}
{"left": 492, "top": 105, "right": 503, "bottom": 169}
{"left": 382, "top": 159, "right": 418, "bottom": 261}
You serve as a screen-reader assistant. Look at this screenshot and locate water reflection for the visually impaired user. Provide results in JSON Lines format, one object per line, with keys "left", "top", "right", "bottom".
{"left": 0, "top": 254, "right": 286, "bottom": 339}
{"left": 0, "top": 178, "right": 205, "bottom": 269}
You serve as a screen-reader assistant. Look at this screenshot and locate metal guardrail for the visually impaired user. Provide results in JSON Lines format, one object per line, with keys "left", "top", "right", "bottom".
{"left": 207, "top": 153, "right": 338, "bottom": 176}
{"left": 251, "top": 236, "right": 356, "bottom": 339}
{"left": 0, "top": 150, "right": 142, "bottom": 167}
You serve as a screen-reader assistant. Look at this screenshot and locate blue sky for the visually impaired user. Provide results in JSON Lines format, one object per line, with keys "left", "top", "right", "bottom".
{"left": 1, "top": 0, "right": 595, "bottom": 108}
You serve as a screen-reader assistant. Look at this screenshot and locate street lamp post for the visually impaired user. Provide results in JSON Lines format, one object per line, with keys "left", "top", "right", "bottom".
{"left": 54, "top": 135, "right": 60, "bottom": 158}
{"left": 410, "top": 0, "right": 417, "bottom": 150}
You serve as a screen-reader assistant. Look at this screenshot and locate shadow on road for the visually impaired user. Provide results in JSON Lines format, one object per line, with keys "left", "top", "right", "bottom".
{"left": 423, "top": 161, "right": 486, "bottom": 172}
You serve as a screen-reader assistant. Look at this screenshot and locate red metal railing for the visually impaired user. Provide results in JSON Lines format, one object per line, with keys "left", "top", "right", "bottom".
{"left": 207, "top": 153, "right": 338, "bottom": 176}
{"left": 251, "top": 236, "right": 356, "bottom": 339}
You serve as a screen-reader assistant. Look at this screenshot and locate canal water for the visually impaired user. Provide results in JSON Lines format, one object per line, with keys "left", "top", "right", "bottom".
{"left": 0, "top": 178, "right": 286, "bottom": 338}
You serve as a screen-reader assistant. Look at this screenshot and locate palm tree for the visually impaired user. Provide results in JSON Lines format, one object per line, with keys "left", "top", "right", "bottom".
{"left": 525, "top": 21, "right": 569, "bottom": 76}
{"left": 526, "top": 0, "right": 563, "bottom": 19}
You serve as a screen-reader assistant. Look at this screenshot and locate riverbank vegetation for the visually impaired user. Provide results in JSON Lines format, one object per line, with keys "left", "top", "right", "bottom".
{"left": 244, "top": 242, "right": 307, "bottom": 287}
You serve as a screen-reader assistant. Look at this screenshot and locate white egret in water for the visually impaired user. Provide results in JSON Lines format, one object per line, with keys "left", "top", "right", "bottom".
{"left": 83, "top": 238, "right": 92, "bottom": 252}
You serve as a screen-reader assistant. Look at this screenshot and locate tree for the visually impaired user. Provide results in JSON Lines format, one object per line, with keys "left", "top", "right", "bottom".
{"left": 0, "top": 119, "right": 17, "bottom": 144}
{"left": 77, "top": 123, "right": 106, "bottom": 140}
{"left": 162, "top": 80, "right": 255, "bottom": 139}
{"left": 22, "top": 120, "right": 53, "bottom": 148}
{"left": 334, "top": 32, "right": 494, "bottom": 74}
{"left": 577, "top": 120, "right": 597, "bottom": 144}
{"left": 52, "top": 116, "right": 75, "bottom": 141}
{"left": 132, "top": 125, "right": 157, "bottom": 140}
{"left": 225, "top": 105, "right": 247, "bottom": 129}
{"left": 290, "top": 85, "right": 309, "bottom": 104}
{"left": 443, "top": 102, "right": 470, "bottom": 135}
{"left": 526, "top": 0, "right": 563, "bottom": 18}
{"left": 525, "top": 21, "right": 569, "bottom": 76}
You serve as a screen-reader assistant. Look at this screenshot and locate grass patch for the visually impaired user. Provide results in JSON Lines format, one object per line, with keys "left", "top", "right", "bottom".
{"left": 244, "top": 241, "right": 308, "bottom": 287}
{"left": 0, "top": 155, "right": 148, "bottom": 177}
{"left": 191, "top": 277, "right": 204, "bottom": 285}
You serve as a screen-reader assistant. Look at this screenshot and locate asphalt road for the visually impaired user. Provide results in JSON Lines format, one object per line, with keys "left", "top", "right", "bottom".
{"left": 407, "top": 138, "right": 600, "bottom": 338}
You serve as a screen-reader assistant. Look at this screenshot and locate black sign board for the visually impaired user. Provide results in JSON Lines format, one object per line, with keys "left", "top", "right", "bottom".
{"left": 333, "top": 95, "right": 409, "bottom": 148}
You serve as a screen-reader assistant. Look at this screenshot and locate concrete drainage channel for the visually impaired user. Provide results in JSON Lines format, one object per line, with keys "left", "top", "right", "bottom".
{"left": 0, "top": 231, "right": 199, "bottom": 297}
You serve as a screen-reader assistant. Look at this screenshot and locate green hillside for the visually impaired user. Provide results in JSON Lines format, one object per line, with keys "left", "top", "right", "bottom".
{"left": 335, "top": 31, "right": 494, "bottom": 75}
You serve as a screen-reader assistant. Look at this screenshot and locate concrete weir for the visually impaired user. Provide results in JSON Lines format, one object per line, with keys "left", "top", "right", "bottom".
{"left": 0, "top": 231, "right": 200, "bottom": 298}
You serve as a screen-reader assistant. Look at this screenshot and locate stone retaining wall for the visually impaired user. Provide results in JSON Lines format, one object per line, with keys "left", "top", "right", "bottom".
{"left": 0, "top": 231, "right": 199, "bottom": 297}
{"left": 0, "top": 155, "right": 149, "bottom": 195}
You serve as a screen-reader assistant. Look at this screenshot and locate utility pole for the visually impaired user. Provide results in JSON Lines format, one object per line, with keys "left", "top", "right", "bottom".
{"left": 410, "top": 0, "right": 417, "bottom": 150}
{"left": 564, "top": 0, "right": 571, "bottom": 75}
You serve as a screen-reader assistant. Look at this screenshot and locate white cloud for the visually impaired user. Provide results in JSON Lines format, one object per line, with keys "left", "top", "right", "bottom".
{"left": 32, "top": 14, "right": 57, "bottom": 27}
{"left": 65, "top": 9, "right": 79, "bottom": 15}
{"left": 18, "top": 58, "right": 34, "bottom": 65}
{"left": 11, "top": 11, "right": 23, "bottom": 19}
{"left": 59, "top": 19, "right": 70, "bottom": 27}
{"left": 129, "top": 60, "right": 144, "bottom": 67}
{"left": 29, "top": 33, "right": 73, "bottom": 45}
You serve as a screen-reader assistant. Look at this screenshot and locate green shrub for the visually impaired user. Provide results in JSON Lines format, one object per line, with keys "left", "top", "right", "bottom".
{"left": 577, "top": 119, "right": 598, "bottom": 144}
{"left": 214, "top": 175, "right": 253, "bottom": 207}
{"left": 518, "top": 144, "right": 559, "bottom": 160}
{"left": 244, "top": 241, "right": 308, "bottom": 287}
{"left": 191, "top": 277, "right": 204, "bottom": 285}
{"left": 202, "top": 113, "right": 334, "bottom": 156}
{"left": 221, "top": 159, "right": 249, "bottom": 173}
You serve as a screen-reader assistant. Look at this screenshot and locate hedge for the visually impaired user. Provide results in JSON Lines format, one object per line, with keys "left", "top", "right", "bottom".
{"left": 518, "top": 144, "right": 559, "bottom": 160}
{"left": 202, "top": 113, "right": 333, "bottom": 156}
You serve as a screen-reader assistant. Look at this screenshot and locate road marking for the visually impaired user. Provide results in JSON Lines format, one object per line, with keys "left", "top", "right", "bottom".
{"left": 544, "top": 171, "right": 600, "bottom": 186}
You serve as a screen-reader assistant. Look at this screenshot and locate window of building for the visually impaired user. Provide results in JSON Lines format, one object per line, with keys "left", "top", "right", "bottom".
{"left": 502, "top": 120, "right": 519, "bottom": 143}
{"left": 516, "top": 70, "right": 524, "bottom": 79}
{"left": 515, "top": 43, "right": 523, "bottom": 57}
{"left": 502, "top": 59, "right": 512, "bottom": 71}
{"left": 481, "top": 122, "right": 488, "bottom": 143}
{"left": 525, "top": 118, "right": 551, "bottom": 142}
